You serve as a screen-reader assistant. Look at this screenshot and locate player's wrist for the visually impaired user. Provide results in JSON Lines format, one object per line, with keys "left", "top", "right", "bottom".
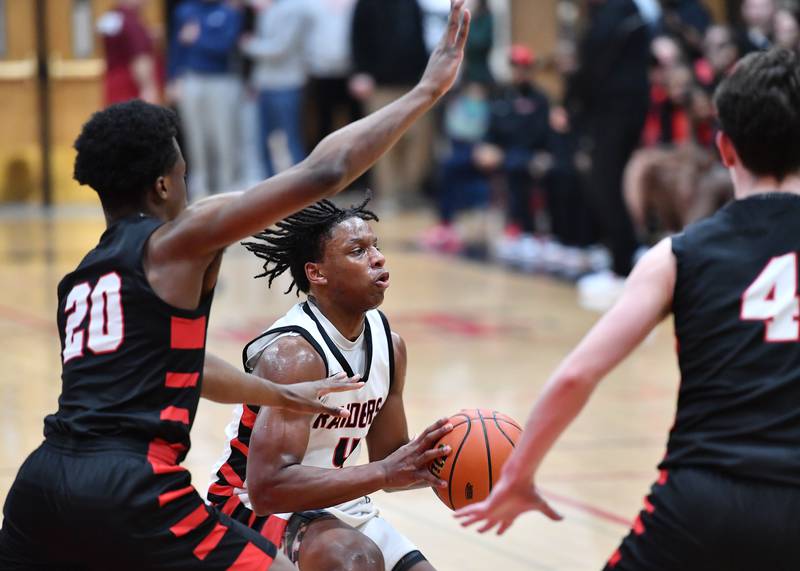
{"left": 501, "top": 456, "right": 534, "bottom": 484}
{"left": 374, "top": 459, "right": 393, "bottom": 488}
{"left": 411, "top": 81, "right": 442, "bottom": 106}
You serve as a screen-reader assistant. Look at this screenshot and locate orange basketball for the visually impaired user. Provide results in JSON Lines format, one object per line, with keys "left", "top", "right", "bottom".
{"left": 429, "top": 408, "right": 522, "bottom": 510}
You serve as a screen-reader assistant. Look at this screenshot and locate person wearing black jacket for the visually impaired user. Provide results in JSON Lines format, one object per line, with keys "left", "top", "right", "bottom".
{"left": 350, "top": 0, "right": 433, "bottom": 210}
{"left": 474, "top": 45, "right": 551, "bottom": 265}
{"left": 567, "top": 0, "right": 651, "bottom": 310}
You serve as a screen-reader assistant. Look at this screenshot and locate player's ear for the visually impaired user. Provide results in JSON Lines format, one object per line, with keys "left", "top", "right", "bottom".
{"left": 306, "top": 261, "right": 327, "bottom": 287}
{"left": 154, "top": 176, "right": 169, "bottom": 201}
{"left": 716, "top": 131, "right": 738, "bottom": 169}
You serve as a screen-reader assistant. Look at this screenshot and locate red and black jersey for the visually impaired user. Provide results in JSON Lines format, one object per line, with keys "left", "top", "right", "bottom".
{"left": 44, "top": 214, "right": 212, "bottom": 463}
{"left": 661, "top": 193, "right": 800, "bottom": 485}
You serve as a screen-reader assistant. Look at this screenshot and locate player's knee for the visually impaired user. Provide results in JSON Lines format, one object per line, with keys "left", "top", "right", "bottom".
{"left": 302, "top": 531, "right": 384, "bottom": 571}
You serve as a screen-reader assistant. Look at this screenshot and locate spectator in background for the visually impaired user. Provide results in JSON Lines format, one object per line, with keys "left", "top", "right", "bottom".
{"left": 97, "top": 0, "right": 159, "bottom": 106}
{"left": 694, "top": 24, "right": 740, "bottom": 92}
{"left": 241, "top": 0, "right": 308, "bottom": 177}
{"left": 568, "top": 0, "right": 651, "bottom": 311}
{"left": 168, "top": 0, "right": 243, "bottom": 199}
{"left": 544, "top": 104, "right": 604, "bottom": 279}
{"left": 660, "top": 0, "right": 712, "bottom": 59}
{"left": 351, "top": 0, "right": 430, "bottom": 211}
{"left": 419, "top": 81, "right": 491, "bottom": 254}
{"left": 737, "top": 0, "right": 775, "bottom": 55}
{"left": 642, "top": 63, "right": 714, "bottom": 148}
{"left": 543, "top": 40, "right": 606, "bottom": 279}
{"left": 463, "top": 0, "right": 495, "bottom": 85}
{"left": 632, "top": 0, "right": 662, "bottom": 30}
{"left": 233, "top": 3, "right": 267, "bottom": 188}
{"left": 304, "top": 0, "right": 361, "bottom": 148}
{"left": 774, "top": 7, "right": 800, "bottom": 53}
{"left": 475, "top": 46, "right": 552, "bottom": 270}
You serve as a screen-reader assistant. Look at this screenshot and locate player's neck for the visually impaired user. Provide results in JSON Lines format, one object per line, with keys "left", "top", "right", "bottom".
{"left": 732, "top": 169, "right": 800, "bottom": 200}
{"left": 102, "top": 195, "right": 170, "bottom": 228}
{"left": 308, "top": 295, "right": 365, "bottom": 342}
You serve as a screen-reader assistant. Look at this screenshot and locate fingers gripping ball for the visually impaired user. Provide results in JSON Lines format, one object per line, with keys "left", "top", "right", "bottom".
{"left": 429, "top": 409, "right": 521, "bottom": 510}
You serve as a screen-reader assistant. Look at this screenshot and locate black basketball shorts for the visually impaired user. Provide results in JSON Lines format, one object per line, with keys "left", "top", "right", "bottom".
{"left": 603, "top": 467, "right": 800, "bottom": 571}
{"left": 0, "top": 438, "right": 278, "bottom": 570}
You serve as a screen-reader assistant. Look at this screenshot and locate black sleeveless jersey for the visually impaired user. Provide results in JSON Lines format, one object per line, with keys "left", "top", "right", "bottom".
{"left": 660, "top": 193, "right": 800, "bottom": 485}
{"left": 44, "top": 214, "right": 213, "bottom": 462}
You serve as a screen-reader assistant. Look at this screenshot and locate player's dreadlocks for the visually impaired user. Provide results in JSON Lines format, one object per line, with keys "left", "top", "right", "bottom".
{"left": 243, "top": 194, "right": 379, "bottom": 295}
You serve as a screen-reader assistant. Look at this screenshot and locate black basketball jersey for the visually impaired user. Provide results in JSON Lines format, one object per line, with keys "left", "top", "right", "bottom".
{"left": 661, "top": 193, "right": 800, "bottom": 485}
{"left": 44, "top": 214, "right": 213, "bottom": 462}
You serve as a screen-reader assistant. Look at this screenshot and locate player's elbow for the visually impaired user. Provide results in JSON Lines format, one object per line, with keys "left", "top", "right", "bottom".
{"left": 303, "top": 149, "right": 348, "bottom": 194}
{"left": 555, "top": 366, "right": 597, "bottom": 394}
{"left": 247, "top": 470, "right": 298, "bottom": 515}
{"left": 247, "top": 476, "right": 282, "bottom": 516}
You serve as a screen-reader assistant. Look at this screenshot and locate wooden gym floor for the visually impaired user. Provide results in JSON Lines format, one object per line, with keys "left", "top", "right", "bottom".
{"left": 0, "top": 208, "right": 679, "bottom": 570}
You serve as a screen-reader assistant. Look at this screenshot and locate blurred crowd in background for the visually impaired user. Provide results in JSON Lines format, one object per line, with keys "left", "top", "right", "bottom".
{"left": 97, "top": 0, "right": 800, "bottom": 309}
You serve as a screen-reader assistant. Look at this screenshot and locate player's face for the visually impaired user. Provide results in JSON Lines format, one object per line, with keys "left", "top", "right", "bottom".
{"left": 317, "top": 217, "right": 389, "bottom": 312}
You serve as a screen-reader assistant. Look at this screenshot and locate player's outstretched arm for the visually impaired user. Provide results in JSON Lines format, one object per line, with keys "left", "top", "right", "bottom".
{"left": 246, "top": 336, "right": 452, "bottom": 515}
{"left": 201, "top": 352, "right": 360, "bottom": 417}
{"left": 152, "top": 0, "right": 471, "bottom": 260}
{"left": 455, "top": 239, "right": 677, "bottom": 534}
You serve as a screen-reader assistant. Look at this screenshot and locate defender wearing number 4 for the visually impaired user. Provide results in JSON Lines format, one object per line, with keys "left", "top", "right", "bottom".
{"left": 457, "top": 49, "right": 800, "bottom": 570}
{"left": 208, "top": 197, "right": 452, "bottom": 571}
{"left": 0, "top": 1, "right": 470, "bottom": 568}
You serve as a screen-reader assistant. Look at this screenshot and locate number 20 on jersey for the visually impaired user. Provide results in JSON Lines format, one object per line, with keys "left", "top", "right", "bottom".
{"left": 62, "top": 272, "right": 124, "bottom": 363}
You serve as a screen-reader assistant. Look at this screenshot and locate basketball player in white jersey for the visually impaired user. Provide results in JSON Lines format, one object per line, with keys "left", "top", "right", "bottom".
{"left": 208, "top": 197, "right": 452, "bottom": 571}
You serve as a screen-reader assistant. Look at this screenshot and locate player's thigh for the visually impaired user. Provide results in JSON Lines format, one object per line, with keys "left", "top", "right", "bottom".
{"left": 297, "top": 517, "right": 384, "bottom": 571}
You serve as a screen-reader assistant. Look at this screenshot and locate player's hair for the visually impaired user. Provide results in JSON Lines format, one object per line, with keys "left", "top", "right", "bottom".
{"left": 714, "top": 48, "right": 800, "bottom": 180}
{"left": 243, "top": 195, "right": 379, "bottom": 295}
{"left": 73, "top": 100, "right": 180, "bottom": 212}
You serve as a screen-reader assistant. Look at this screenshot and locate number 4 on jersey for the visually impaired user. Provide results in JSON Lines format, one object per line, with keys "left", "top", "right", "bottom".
{"left": 741, "top": 253, "right": 800, "bottom": 342}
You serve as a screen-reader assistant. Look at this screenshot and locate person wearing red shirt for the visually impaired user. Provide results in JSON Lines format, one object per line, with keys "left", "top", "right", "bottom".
{"left": 97, "top": 0, "right": 160, "bottom": 105}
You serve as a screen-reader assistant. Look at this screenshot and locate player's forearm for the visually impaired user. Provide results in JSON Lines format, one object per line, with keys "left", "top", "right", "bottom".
{"left": 502, "top": 368, "right": 598, "bottom": 484}
{"left": 248, "top": 463, "right": 388, "bottom": 515}
{"left": 303, "top": 83, "right": 440, "bottom": 192}
{"left": 187, "top": 84, "right": 440, "bottom": 252}
{"left": 202, "top": 353, "right": 283, "bottom": 405}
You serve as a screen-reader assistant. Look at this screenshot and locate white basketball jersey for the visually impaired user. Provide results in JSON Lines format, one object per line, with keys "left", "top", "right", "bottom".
{"left": 212, "top": 299, "right": 394, "bottom": 523}
{"left": 245, "top": 300, "right": 393, "bottom": 470}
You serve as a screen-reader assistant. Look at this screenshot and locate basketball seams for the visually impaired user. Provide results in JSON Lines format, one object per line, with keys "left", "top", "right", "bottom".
{"left": 493, "top": 412, "right": 518, "bottom": 448}
{"left": 446, "top": 413, "right": 471, "bottom": 510}
{"left": 448, "top": 412, "right": 521, "bottom": 432}
{"left": 431, "top": 410, "right": 521, "bottom": 511}
{"left": 477, "top": 409, "right": 494, "bottom": 492}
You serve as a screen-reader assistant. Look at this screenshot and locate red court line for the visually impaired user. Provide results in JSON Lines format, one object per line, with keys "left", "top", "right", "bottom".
{"left": 540, "top": 487, "right": 633, "bottom": 528}
{"left": 0, "top": 304, "right": 54, "bottom": 332}
{"left": 542, "top": 470, "right": 654, "bottom": 482}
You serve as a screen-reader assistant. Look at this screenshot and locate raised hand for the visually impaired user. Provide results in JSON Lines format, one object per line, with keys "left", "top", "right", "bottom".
{"left": 277, "top": 373, "right": 362, "bottom": 417}
{"left": 379, "top": 418, "right": 454, "bottom": 489}
{"left": 419, "top": 0, "right": 472, "bottom": 99}
{"left": 454, "top": 477, "right": 563, "bottom": 535}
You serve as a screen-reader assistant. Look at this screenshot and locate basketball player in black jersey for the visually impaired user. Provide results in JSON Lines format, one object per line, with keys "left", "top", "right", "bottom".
{"left": 207, "top": 198, "right": 452, "bottom": 571}
{"left": 0, "top": 2, "right": 470, "bottom": 569}
{"left": 457, "top": 48, "right": 800, "bottom": 570}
